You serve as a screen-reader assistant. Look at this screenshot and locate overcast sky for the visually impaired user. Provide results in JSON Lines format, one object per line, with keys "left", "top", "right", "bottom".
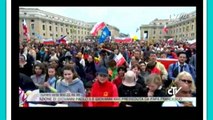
{"left": 20, "top": 7, "right": 196, "bottom": 38}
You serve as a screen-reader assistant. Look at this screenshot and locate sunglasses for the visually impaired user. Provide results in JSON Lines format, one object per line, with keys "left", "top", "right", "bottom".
{"left": 180, "top": 79, "right": 192, "bottom": 84}
{"left": 99, "top": 74, "right": 108, "bottom": 77}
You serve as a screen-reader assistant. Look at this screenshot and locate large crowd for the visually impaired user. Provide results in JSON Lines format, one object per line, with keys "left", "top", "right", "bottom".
{"left": 19, "top": 39, "right": 196, "bottom": 107}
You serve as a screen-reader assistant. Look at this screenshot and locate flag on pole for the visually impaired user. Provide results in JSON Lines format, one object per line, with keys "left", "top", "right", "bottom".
{"left": 22, "top": 19, "right": 30, "bottom": 42}
{"left": 90, "top": 22, "right": 106, "bottom": 36}
{"left": 162, "top": 25, "right": 168, "bottom": 33}
{"left": 98, "top": 26, "right": 111, "bottom": 44}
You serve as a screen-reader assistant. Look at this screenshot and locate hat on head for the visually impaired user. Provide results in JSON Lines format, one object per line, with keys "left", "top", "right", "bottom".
{"left": 97, "top": 67, "right": 108, "bottom": 76}
{"left": 122, "top": 71, "right": 136, "bottom": 87}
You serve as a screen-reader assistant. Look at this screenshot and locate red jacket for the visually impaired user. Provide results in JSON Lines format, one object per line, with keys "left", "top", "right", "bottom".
{"left": 89, "top": 80, "right": 119, "bottom": 107}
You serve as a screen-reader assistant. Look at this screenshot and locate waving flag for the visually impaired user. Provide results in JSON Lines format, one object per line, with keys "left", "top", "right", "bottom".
{"left": 162, "top": 25, "right": 168, "bottom": 33}
{"left": 90, "top": 22, "right": 106, "bottom": 36}
{"left": 22, "top": 19, "right": 28, "bottom": 36}
{"left": 114, "top": 37, "right": 132, "bottom": 43}
{"left": 42, "top": 38, "right": 55, "bottom": 45}
{"left": 56, "top": 35, "right": 67, "bottom": 44}
{"left": 98, "top": 26, "right": 111, "bottom": 44}
{"left": 114, "top": 53, "right": 126, "bottom": 67}
{"left": 22, "top": 19, "right": 30, "bottom": 42}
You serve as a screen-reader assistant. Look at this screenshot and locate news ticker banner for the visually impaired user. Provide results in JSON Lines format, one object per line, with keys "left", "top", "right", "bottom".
{"left": 27, "top": 93, "right": 196, "bottom": 102}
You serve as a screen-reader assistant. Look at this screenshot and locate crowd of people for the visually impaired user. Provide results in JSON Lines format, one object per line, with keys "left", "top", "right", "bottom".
{"left": 19, "top": 39, "right": 197, "bottom": 107}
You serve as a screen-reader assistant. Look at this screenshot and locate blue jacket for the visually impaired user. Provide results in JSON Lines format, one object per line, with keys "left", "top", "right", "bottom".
{"left": 168, "top": 62, "right": 196, "bottom": 82}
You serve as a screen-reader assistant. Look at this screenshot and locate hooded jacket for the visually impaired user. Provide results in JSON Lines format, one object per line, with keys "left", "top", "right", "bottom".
{"left": 56, "top": 78, "right": 85, "bottom": 107}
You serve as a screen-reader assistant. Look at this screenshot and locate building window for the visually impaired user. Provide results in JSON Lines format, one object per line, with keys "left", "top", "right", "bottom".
{"left": 31, "top": 24, "right": 34, "bottom": 30}
{"left": 49, "top": 21, "right": 52, "bottom": 24}
{"left": 50, "top": 34, "right": 53, "bottom": 36}
{"left": 153, "top": 37, "right": 155, "bottom": 39}
{"left": 159, "top": 23, "right": 162, "bottom": 25}
{"left": 186, "top": 26, "right": 189, "bottom": 31}
{"left": 176, "top": 29, "right": 178, "bottom": 33}
{"left": 31, "top": 19, "right": 34, "bottom": 22}
{"left": 183, "top": 27, "right": 185, "bottom": 32}
{"left": 159, "top": 36, "right": 161, "bottom": 39}
{"left": 66, "top": 28, "right": 68, "bottom": 32}
{"left": 55, "top": 23, "right": 57, "bottom": 25}
{"left": 166, "top": 22, "right": 168, "bottom": 25}
{"left": 61, "top": 28, "right": 63, "bottom": 32}
{"left": 81, "top": 31, "right": 83, "bottom": 34}
{"left": 78, "top": 30, "right": 80, "bottom": 34}
{"left": 43, "top": 33, "right": 45, "bottom": 36}
{"left": 56, "top": 34, "right": 58, "bottom": 37}
{"left": 153, "top": 31, "right": 155, "bottom": 34}
{"left": 49, "top": 26, "right": 52, "bottom": 31}
{"left": 32, "top": 33, "right": 35, "bottom": 35}
{"left": 191, "top": 25, "right": 194, "bottom": 30}
{"left": 179, "top": 28, "right": 181, "bottom": 32}
{"left": 85, "top": 31, "right": 86, "bottom": 34}
{"left": 42, "top": 25, "right": 45, "bottom": 30}
{"left": 56, "top": 27, "right": 58, "bottom": 32}
{"left": 42, "top": 21, "right": 45, "bottom": 23}
{"left": 191, "top": 33, "right": 194, "bottom": 37}
{"left": 160, "top": 31, "right": 162, "bottom": 34}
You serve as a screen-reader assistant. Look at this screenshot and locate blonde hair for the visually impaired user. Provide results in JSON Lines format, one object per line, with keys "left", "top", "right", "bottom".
{"left": 174, "top": 71, "right": 196, "bottom": 93}
{"left": 146, "top": 74, "right": 162, "bottom": 87}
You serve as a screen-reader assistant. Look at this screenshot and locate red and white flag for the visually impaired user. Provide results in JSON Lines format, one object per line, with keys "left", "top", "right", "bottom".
{"left": 114, "top": 53, "right": 126, "bottom": 67}
{"left": 42, "top": 38, "right": 55, "bottom": 45}
{"left": 114, "top": 37, "right": 132, "bottom": 43}
{"left": 163, "top": 25, "right": 168, "bottom": 33}
{"left": 90, "top": 22, "right": 106, "bottom": 36}
{"left": 22, "top": 19, "right": 30, "bottom": 42}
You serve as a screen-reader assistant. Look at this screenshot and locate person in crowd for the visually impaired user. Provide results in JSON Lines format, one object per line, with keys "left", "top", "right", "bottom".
{"left": 56, "top": 65, "right": 85, "bottom": 107}
{"left": 19, "top": 73, "right": 37, "bottom": 92}
{"left": 30, "top": 63, "right": 46, "bottom": 92}
{"left": 43, "top": 65, "right": 59, "bottom": 93}
{"left": 107, "top": 59, "right": 118, "bottom": 81}
{"left": 162, "top": 80, "right": 195, "bottom": 107}
{"left": 148, "top": 51, "right": 168, "bottom": 81}
{"left": 174, "top": 71, "right": 196, "bottom": 96}
{"left": 118, "top": 70, "right": 146, "bottom": 107}
{"left": 168, "top": 52, "right": 196, "bottom": 82}
{"left": 84, "top": 55, "right": 97, "bottom": 83}
{"left": 131, "top": 64, "right": 146, "bottom": 88}
{"left": 89, "top": 67, "right": 119, "bottom": 107}
{"left": 113, "top": 66, "right": 127, "bottom": 88}
{"left": 139, "top": 61, "right": 149, "bottom": 80}
{"left": 19, "top": 54, "right": 34, "bottom": 77}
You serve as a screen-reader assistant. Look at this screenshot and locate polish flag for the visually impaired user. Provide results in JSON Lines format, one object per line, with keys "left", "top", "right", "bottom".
{"left": 90, "top": 22, "right": 106, "bottom": 36}
{"left": 163, "top": 25, "right": 168, "bottom": 33}
{"left": 22, "top": 19, "right": 28, "bottom": 36}
{"left": 42, "top": 38, "right": 55, "bottom": 45}
{"left": 114, "top": 37, "right": 132, "bottom": 43}
{"left": 22, "top": 19, "right": 30, "bottom": 42}
{"left": 114, "top": 53, "right": 126, "bottom": 67}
